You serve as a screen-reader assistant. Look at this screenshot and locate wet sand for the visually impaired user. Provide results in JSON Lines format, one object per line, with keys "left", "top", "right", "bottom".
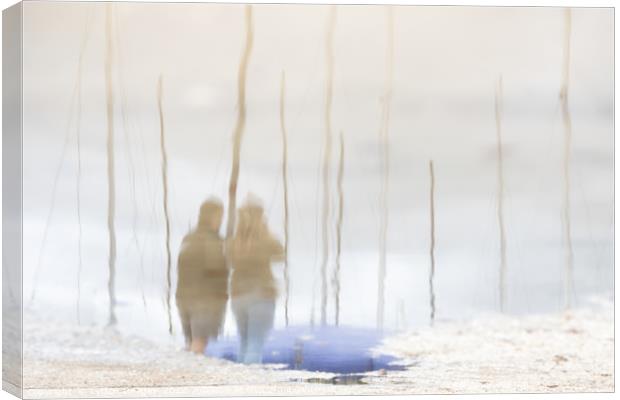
{"left": 21, "top": 300, "right": 613, "bottom": 398}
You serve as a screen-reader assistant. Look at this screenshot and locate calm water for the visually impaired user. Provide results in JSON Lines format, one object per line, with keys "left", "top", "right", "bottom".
{"left": 19, "top": 3, "right": 613, "bottom": 371}
{"left": 206, "top": 325, "right": 406, "bottom": 374}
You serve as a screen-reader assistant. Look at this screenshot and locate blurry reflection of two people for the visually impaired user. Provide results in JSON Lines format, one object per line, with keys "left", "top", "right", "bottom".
{"left": 175, "top": 195, "right": 283, "bottom": 364}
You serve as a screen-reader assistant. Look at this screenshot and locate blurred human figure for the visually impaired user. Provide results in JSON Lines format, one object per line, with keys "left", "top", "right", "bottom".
{"left": 229, "top": 195, "right": 284, "bottom": 364}
{"left": 176, "top": 198, "right": 227, "bottom": 354}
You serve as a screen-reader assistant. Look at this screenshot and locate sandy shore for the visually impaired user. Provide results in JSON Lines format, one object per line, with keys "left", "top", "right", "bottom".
{"left": 376, "top": 299, "right": 614, "bottom": 394}
{"left": 20, "top": 300, "right": 613, "bottom": 398}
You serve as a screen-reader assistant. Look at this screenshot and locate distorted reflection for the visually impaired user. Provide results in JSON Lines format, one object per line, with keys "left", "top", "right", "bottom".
{"left": 229, "top": 196, "right": 284, "bottom": 364}
{"left": 175, "top": 198, "right": 228, "bottom": 354}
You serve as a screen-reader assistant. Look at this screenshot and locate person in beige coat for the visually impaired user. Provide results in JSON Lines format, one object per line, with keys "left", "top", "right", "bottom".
{"left": 176, "top": 198, "right": 228, "bottom": 354}
{"left": 229, "top": 196, "right": 284, "bottom": 364}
